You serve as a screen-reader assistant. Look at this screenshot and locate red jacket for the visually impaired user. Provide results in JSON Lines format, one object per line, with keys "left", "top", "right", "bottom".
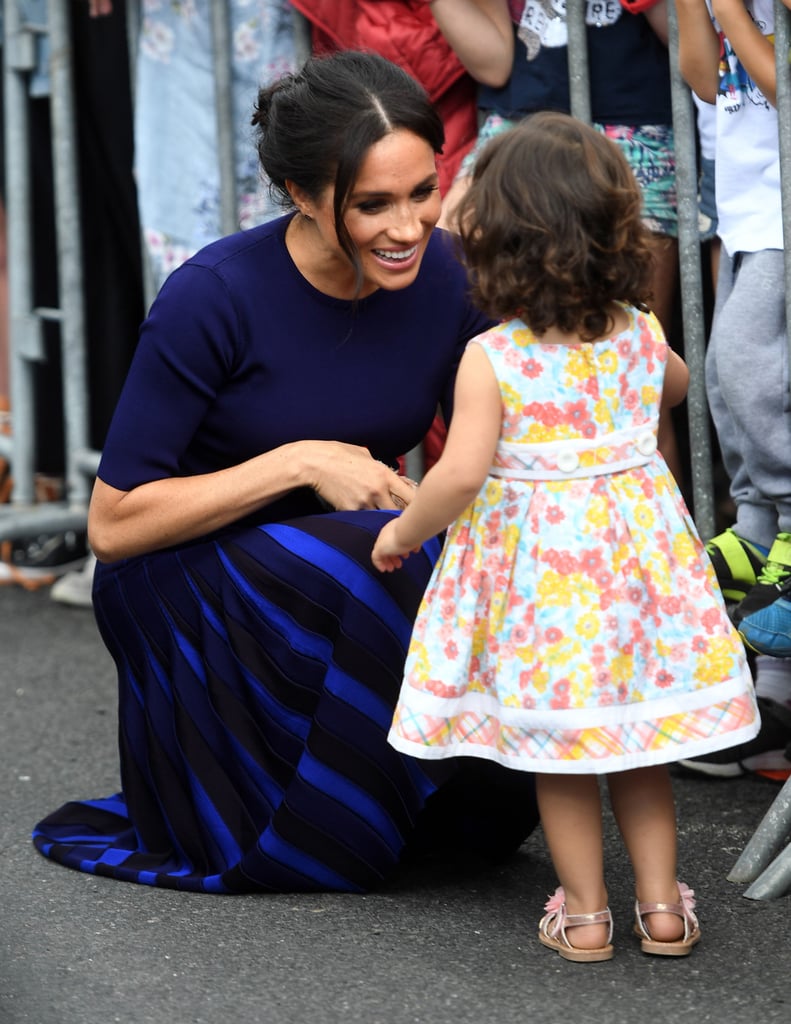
{"left": 289, "top": 0, "right": 478, "bottom": 194}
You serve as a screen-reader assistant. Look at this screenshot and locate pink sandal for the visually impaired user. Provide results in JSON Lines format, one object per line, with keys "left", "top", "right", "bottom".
{"left": 633, "top": 881, "right": 701, "bottom": 956}
{"left": 538, "top": 887, "right": 614, "bottom": 963}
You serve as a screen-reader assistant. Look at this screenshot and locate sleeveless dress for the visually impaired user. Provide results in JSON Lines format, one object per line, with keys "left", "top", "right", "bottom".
{"left": 388, "top": 306, "right": 759, "bottom": 773}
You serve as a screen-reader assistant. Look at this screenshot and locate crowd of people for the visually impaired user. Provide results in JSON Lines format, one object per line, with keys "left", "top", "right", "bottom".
{"left": 1, "top": 0, "right": 789, "bottom": 962}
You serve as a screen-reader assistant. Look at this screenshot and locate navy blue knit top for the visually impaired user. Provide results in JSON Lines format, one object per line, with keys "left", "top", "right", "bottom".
{"left": 97, "top": 214, "right": 491, "bottom": 524}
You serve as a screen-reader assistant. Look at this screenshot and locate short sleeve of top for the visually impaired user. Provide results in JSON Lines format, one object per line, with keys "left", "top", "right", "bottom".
{"left": 97, "top": 215, "right": 493, "bottom": 499}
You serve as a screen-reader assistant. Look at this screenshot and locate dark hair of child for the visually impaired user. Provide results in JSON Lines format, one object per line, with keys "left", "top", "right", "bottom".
{"left": 251, "top": 49, "right": 445, "bottom": 292}
{"left": 457, "top": 111, "right": 655, "bottom": 342}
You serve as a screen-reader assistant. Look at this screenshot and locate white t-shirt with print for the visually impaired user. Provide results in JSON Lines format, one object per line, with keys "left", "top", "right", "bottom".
{"left": 711, "top": 0, "right": 782, "bottom": 253}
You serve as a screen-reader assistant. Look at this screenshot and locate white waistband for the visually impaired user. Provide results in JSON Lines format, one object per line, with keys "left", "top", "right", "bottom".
{"left": 489, "top": 420, "right": 659, "bottom": 480}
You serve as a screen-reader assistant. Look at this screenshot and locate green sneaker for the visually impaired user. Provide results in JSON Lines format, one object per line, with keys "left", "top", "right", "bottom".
{"left": 733, "top": 531, "right": 791, "bottom": 625}
{"left": 705, "top": 527, "right": 767, "bottom": 608}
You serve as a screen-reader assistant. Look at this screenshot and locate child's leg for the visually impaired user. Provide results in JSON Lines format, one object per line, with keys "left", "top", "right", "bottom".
{"left": 607, "top": 766, "right": 684, "bottom": 942}
{"left": 707, "top": 250, "right": 788, "bottom": 550}
{"left": 535, "top": 774, "right": 609, "bottom": 950}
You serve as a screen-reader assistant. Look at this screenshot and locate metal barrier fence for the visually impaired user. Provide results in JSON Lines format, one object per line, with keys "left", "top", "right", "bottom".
{"left": 0, "top": 0, "right": 245, "bottom": 540}
{"left": 1, "top": 0, "right": 94, "bottom": 539}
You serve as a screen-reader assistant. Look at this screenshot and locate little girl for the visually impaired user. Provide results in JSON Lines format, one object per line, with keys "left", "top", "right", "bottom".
{"left": 372, "top": 111, "right": 759, "bottom": 963}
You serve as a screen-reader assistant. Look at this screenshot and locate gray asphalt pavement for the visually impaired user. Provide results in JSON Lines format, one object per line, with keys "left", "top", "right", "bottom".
{"left": 1, "top": 583, "right": 788, "bottom": 1024}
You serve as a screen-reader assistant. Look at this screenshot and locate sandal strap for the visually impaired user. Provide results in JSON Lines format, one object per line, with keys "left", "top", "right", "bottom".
{"left": 542, "top": 905, "right": 613, "bottom": 948}
{"left": 563, "top": 909, "right": 613, "bottom": 929}
{"left": 636, "top": 900, "right": 684, "bottom": 917}
{"left": 635, "top": 884, "right": 699, "bottom": 943}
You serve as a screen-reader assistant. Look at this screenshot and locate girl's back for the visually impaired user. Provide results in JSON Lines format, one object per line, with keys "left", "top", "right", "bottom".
{"left": 478, "top": 304, "right": 665, "bottom": 450}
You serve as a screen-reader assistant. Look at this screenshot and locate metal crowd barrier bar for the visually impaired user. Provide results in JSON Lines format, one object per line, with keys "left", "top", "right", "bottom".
{"left": 0, "top": 0, "right": 94, "bottom": 541}
{"left": 567, "top": 0, "right": 592, "bottom": 124}
{"left": 209, "top": 2, "right": 237, "bottom": 238}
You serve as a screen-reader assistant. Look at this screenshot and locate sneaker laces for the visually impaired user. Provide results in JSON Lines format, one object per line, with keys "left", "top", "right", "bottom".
{"left": 755, "top": 559, "right": 791, "bottom": 587}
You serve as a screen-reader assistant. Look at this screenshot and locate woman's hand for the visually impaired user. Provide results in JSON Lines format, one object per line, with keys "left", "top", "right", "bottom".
{"left": 88, "top": 439, "right": 420, "bottom": 563}
{"left": 305, "top": 441, "right": 419, "bottom": 512}
{"left": 371, "top": 518, "right": 422, "bottom": 572}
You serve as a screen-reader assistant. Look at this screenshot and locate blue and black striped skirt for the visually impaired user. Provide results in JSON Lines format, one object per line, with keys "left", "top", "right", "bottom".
{"left": 33, "top": 511, "right": 538, "bottom": 892}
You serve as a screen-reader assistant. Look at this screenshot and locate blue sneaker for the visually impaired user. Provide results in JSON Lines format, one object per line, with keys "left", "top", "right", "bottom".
{"left": 739, "top": 580, "right": 791, "bottom": 657}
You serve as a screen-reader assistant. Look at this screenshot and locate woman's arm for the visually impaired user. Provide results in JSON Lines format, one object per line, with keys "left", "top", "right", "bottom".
{"left": 675, "top": 0, "right": 721, "bottom": 102}
{"left": 372, "top": 342, "right": 501, "bottom": 570}
{"left": 428, "top": 0, "right": 514, "bottom": 87}
{"left": 89, "top": 441, "right": 417, "bottom": 563}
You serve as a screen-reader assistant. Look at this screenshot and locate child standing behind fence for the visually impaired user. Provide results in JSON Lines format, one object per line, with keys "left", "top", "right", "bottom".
{"left": 675, "top": 0, "right": 791, "bottom": 772}
{"left": 372, "top": 112, "right": 759, "bottom": 961}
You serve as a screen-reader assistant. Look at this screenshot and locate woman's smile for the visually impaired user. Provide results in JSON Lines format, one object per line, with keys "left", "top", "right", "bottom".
{"left": 288, "top": 128, "right": 441, "bottom": 299}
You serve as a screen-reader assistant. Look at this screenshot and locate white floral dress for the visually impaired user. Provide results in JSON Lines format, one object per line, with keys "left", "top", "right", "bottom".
{"left": 134, "top": 1, "right": 309, "bottom": 290}
{"left": 388, "top": 306, "right": 759, "bottom": 773}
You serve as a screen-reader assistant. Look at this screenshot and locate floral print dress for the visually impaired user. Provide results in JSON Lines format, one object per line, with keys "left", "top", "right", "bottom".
{"left": 134, "top": 1, "right": 309, "bottom": 291}
{"left": 388, "top": 306, "right": 759, "bottom": 773}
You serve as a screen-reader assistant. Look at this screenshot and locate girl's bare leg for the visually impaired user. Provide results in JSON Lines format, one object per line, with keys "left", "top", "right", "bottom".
{"left": 535, "top": 774, "right": 609, "bottom": 950}
{"left": 607, "top": 766, "right": 684, "bottom": 942}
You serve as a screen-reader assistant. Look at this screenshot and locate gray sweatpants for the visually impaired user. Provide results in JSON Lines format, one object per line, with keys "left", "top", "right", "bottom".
{"left": 706, "top": 248, "right": 791, "bottom": 549}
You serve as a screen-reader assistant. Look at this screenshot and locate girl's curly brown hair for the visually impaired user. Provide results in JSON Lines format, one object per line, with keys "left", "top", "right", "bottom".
{"left": 457, "top": 111, "right": 655, "bottom": 341}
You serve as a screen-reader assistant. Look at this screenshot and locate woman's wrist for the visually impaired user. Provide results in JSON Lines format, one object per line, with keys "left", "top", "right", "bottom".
{"left": 277, "top": 439, "right": 324, "bottom": 492}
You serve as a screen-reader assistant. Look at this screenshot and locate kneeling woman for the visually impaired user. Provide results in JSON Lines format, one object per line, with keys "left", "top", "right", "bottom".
{"left": 33, "top": 51, "right": 538, "bottom": 893}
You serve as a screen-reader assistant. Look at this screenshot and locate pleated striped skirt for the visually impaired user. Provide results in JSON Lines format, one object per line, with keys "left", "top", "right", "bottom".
{"left": 33, "top": 511, "right": 538, "bottom": 892}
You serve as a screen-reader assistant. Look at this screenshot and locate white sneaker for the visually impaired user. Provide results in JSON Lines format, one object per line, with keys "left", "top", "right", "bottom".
{"left": 50, "top": 551, "right": 97, "bottom": 608}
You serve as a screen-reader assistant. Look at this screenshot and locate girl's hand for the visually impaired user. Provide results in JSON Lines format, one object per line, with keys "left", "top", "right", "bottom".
{"left": 308, "top": 441, "right": 418, "bottom": 513}
{"left": 371, "top": 518, "right": 421, "bottom": 572}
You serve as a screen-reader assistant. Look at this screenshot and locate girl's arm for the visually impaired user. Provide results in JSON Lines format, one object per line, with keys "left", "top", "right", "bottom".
{"left": 675, "top": 0, "right": 722, "bottom": 102}
{"left": 89, "top": 440, "right": 417, "bottom": 563}
{"left": 661, "top": 348, "right": 690, "bottom": 410}
{"left": 428, "top": 0, "right": 514, "bottom": 87}
{"left": 712, "top": 0, "right": 779, "bottom": 106}
{"left": 372, "top": 342, "right": 502, "bottom": 571}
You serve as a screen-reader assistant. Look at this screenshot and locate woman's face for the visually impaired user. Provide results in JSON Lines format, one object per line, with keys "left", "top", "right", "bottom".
{"left": 308, "top": 129, "right": 442, "bottom": 297}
